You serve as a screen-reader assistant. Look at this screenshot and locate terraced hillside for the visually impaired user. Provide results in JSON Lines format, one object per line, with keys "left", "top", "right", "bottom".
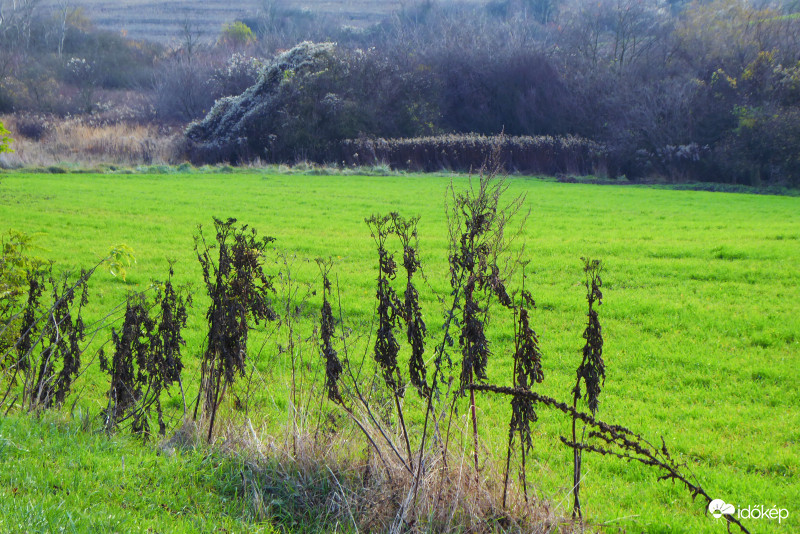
{"left": 39, "top": 0, "right": 403, "bottom": 44}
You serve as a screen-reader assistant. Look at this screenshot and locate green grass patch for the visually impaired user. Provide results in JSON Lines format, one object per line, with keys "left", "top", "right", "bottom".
{"left": 0, "top": 172, "right": 798, "bottom": 533}
{"left": 0, "top": 413, "right": 276, "bottom": 533}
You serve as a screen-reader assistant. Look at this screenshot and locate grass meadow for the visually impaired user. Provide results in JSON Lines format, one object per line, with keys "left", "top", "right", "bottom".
{"left": 0, "top": 413, "right": 276, "bottom": 533}
{"left": 0, "top": 170, "right": 798, "bottom": 533}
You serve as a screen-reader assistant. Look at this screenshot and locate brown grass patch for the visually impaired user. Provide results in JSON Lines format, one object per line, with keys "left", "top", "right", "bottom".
{"left": 172, "top": 412, "right": 580, "bottom": 534}
{"left": 0, "top": 114, "right": 182, "bottom": 169}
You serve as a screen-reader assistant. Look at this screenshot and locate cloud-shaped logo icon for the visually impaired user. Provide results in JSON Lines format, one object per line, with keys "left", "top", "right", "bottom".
{"left": 709, "top": 499, "right": 736, "bottom": 519}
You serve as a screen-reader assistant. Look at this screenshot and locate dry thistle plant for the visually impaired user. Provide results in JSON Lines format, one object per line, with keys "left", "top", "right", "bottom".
{"left": 393, "top": 213, "right": 429, "bottom": 400}
{"left": 101, "top": 266, "right": 190, "bottom": 436}
{"left": 445, "top": 149, "right": 525, "bottom": 478}
{"left": 503, "top": 268, "right": 543, "bottom": 509}
{"left": 317, "top": 258, "right": 342, "bottom": 404}
{"left": 1, "top": 246, "right": 133, "bottom": 415}
{"left": 102, "top": 295, "right": 153, "bottom": 431}
{"left": 315, "top": 258, "right": 398, "bottom": 477}
{"left": 465, "top": 254, "right": 752, "bottom": 533}
{"left": 194, "top": 217, "right": 278, "bottom": 442}
{"left": 0, "top": 269, "right": 46, "bottom": 411}
{"left": 11, "top": 268, "right": 92, "bottom": 412}
{"left": 570, "top": 257, "right": 605, "bottom": 519}
{"left": 365, "top": 212, "right": 414, "bottom": 466}
{"left": 407, "top": 145, "right": 528, "bottom": 513}
{"left": 469, "top": 377, "right": 751, "bottom": 533}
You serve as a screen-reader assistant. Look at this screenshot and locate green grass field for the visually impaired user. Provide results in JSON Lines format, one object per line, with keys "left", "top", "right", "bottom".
{"left": 0, "top": 413, "right": 276, "bottom": 533}
{"left": 1, "top": 170, "right": 798, "bottom": 533}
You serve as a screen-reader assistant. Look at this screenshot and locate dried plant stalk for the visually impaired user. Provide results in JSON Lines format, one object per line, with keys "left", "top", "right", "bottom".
{"left": 571, "top": 257, "right": 604, "bottom": 519}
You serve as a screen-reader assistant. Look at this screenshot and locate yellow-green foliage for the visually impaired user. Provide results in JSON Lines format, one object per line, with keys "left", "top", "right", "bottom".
{"left": 0, "top": 230, "right": 45, "bottom": 358}
{"left": 0, "top": 121, "right": 13, "bottom": 153}
{"left": 105, "top": 243, "right": 136, "bottom": 281}
{"left": 0, "top": 231, "right": 39, "bottom": 302}
{"left": 218, "top": 21, "right": 256, "bottom": 49}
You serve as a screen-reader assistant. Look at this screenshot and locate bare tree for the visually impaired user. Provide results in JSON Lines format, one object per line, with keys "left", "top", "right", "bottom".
{"left": 55, "top": 0, "right": 70, "bottom": 59}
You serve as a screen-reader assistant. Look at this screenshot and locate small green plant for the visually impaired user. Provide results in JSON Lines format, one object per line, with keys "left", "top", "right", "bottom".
{"left": 106, "top": 244, "right": 136, "bottom": 281}
{"left": 1, "top": 231, "right": 46, "bottom": 357}
{"left": 0, "top": 121, "right": 13, "bottom": 154}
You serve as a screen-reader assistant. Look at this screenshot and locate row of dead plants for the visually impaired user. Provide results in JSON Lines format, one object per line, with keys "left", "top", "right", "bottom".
{"left": 0, "top": 153, "right": 751, "bottom": 533}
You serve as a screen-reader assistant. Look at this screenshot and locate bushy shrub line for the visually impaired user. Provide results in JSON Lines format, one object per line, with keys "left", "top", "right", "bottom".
{"left": 339, "top": 134, "right": 606, "bottom": 175}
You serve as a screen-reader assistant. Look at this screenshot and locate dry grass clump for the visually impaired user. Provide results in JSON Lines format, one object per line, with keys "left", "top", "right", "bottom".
{"left": 0, "top": 113, "right": 181, "bottom": 169}
{"left": 169, "top": 413, "right": 577, "bottom": 534}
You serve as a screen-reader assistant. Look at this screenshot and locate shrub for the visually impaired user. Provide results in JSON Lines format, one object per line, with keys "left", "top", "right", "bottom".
{"left": 211, "top": 53, "right": 263, "bottom": 99}
{"left": 11, "top": 115, "right": 49, "bottom": 141}
{"left": 0, "top": 121, "right": 13, "bottom": 153}
{"left": 152, "top": 55, "right": 217, "bottom": 122}
{"left": 340, "top": 134, "right": 606, "bottom": 175}
{"left": 184, "top": 42, "right": 438, "bottom": 164}
{"left": 218, "top": 21, "right": 257, "bottom": 50}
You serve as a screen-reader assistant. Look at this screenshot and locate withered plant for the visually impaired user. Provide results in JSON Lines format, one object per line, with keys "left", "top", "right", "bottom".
{"left": 393, "top": 213, "right": 429, "bottom": 400}
{"left": 101, "top": 267, "right": 190, "bottom": 436}
{"left": 154, "top": 266, "right": 192, "bottom": 418}
{"left": 103, "top": 295, "right": 152, "bottom": 431}
{"left": 469, "top": 381, "right": 751, "bottom": 534}
{"left": 2, "top": 249, "right": 129, "bottom": 415}
{"left": 365, "top": 213, "right": 413, "bottom": 466}
{"left": 503, "top": 270, "right": 543, "bottom": 509}
{"left": 445, "top": 151, "right": 523, "bottom": 477}
{"left": 570, "top": 257, "right": 605, "bottom": 519}
{"left": 317, "top": 259, "right": 342, "bottom": 405}
{"left": 0, "top": 270, "right": 46, "bottom": 411}
{"left": 316, "top": 258, "right": 394, "bottom": 476}
{"left": 410, "top": 147, "right": 527, "bottom": 508}
{"left": 19, "top": 268, "right": 90, "bottom": 411}
{"left": 194, "top": 217, "right": 277, "bottom": 442}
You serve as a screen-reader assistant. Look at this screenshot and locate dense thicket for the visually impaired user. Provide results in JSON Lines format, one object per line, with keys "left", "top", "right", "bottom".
{"left": 0, "top": 5, "right": 161, "bottom": 114}
{"left": 2, "top": 0, "right": 800, "bottom": 184}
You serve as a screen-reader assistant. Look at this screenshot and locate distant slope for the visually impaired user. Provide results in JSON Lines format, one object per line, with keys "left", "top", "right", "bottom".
{"left": 38, "top": 0, "right": 402, "bottom": 45}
